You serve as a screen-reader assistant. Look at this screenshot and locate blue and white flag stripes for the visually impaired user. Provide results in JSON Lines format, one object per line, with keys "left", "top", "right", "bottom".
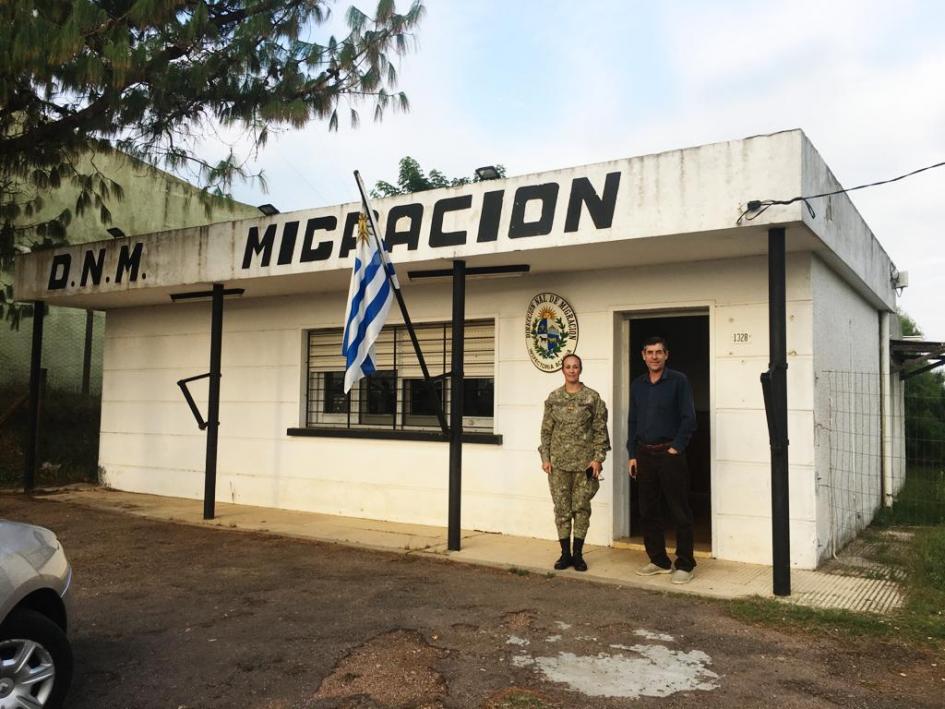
{"left": 341, "top": 213, "right": 397, "bottom": 393}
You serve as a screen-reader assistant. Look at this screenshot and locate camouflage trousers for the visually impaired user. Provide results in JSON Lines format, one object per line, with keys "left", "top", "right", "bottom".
{"left": 547, "top": 468, "right": 600, "bottom": 539}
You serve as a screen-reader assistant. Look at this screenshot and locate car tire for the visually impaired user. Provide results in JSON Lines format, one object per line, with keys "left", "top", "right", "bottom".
{"left": 0, "top": 608, "right": 73, "bottom": 709}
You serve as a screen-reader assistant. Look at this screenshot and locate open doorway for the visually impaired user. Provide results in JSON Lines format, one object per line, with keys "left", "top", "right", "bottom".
{"left": 623, "top": 313, "right": 711, "bottom": 553}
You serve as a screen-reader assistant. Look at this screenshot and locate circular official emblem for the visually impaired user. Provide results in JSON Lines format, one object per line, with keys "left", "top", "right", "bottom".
{"left": 525, "top": 293, "right": 579, "bottom": 372}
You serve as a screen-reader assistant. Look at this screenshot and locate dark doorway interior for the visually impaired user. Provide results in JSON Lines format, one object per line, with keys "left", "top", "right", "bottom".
{"left": 627, "top": 314, "right": 711, "bottom": 551}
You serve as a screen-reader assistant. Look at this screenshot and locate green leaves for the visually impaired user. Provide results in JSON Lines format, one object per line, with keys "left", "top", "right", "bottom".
{"left": 371, "top": 156, "right": 507, "bottom": 197}
{"left": 4, "top": 2, "right": 424, "bottom": 196}
{"left": 1, "top": 0, "right": 426, "bottom": 315}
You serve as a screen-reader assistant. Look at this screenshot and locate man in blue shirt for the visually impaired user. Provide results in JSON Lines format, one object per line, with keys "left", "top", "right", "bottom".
{"left": 627, "top": 336, "right": 698, "bottom": 583}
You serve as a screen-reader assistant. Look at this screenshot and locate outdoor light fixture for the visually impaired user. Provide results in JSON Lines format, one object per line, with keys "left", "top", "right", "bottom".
{"left": 475, "top": 166, "right": 501, "bottom": 181}
{"left": 890, "top": 267, "right": 909, "bottom": 289}
{"left": 257, "top": 203, "right": 280, "bottom": 216}
{"left": 106, "top": 227, "right": 125, "bottom": 238}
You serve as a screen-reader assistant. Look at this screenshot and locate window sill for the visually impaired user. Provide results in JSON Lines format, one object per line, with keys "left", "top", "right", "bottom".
{"left": 286, "top": 427, "right": 503, "bottom": 445}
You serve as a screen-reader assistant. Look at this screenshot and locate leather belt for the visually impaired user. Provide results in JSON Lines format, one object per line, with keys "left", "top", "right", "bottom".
{"left": 638, "top": 441, "right": 672, "bottom": 453}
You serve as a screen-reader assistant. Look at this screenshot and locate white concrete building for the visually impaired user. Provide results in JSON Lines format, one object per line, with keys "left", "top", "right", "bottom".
{"left": 14, "top": 130, "right": 905, "bottom": 569}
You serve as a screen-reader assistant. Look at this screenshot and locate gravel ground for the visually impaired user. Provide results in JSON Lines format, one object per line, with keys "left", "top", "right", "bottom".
{"left": 2, "top": 494, "right": 943, "bottom": 708}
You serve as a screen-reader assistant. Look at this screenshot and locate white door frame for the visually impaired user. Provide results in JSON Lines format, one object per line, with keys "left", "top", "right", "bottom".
{"left": 611, "top": 306, "right": 714, "bottom": 544}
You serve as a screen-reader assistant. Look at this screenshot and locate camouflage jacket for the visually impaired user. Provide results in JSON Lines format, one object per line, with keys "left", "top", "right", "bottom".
{"left": 539, "top": 385, "right": 611, "bottom": 471}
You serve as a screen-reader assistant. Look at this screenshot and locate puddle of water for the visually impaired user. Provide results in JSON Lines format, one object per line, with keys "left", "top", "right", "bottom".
{"left": 513, "top": 644, "right": 718, "bottom": 698}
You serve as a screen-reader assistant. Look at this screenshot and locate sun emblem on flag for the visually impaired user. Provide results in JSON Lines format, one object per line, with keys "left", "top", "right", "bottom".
{"left": 524, "top": 293, "right": 579, "bottom": 372}
{"left": 357, "top": 213, "right": 371, "bottom": 244}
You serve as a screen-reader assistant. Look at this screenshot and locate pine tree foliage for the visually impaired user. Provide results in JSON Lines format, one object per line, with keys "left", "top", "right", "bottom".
{"left": 372, "top": 155, "right": 506, "bottom": 197}
{"left": 0, "top": 0, "right": 425, "bottom": 275}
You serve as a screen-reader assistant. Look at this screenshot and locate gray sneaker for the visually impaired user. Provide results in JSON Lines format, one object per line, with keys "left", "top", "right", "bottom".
{"left": 636, "top": 562, "right": 672, "bottom": 576}
{"left": 671, "top": 569, "right": 694, "bottom": 584}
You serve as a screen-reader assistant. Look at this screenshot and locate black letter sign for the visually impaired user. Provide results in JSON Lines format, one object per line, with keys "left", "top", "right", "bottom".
{"left": 509, "top": 183, "right": 559, "bottom": 238}
{"left": 300, "top": 216, "right": 336, "bottom": 262}
{"left": 277, "top": 221, "right": 299, "bottom": 265}
{"left": 564, "top": 172, "right": 621, "bottom": 232}
{"left": 477, "top": 190, "right": 505, "bottom": 243}
{"left": 429, "top": 196, "right": 471, "bottom": 247}
{"left": 81, "top": 248, "right": 106, "bottom": 287}
{"left": 47, "top": 253, "right": 71, "bottom": 290}
{"left": 340, "top": 212, "right": 361, "bottom": 259}
{"left": 386, "top": 203, "right": 423, "bottom": 251}
{"left": 242, "top": 224, "right": 277, "bottom": 269}
{"left": 115, "top": 242, "right": 143, "bottom": 284}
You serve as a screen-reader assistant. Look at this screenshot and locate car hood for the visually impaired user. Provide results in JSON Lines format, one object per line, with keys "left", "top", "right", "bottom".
{"left": 1, "top": 519, "right": 71, "bottom": 622}
{"left": 0, "top": 520, "right": 61, "bottom": 572}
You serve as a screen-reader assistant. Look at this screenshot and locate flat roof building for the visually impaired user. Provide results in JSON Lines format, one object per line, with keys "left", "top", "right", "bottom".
{"left": 14, "top": 129, "right": 905, "bottom": 569}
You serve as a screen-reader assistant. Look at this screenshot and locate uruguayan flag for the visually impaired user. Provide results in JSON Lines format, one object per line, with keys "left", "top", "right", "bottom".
{"left": 342, "top": 214, "right": 397, "bottom": 393}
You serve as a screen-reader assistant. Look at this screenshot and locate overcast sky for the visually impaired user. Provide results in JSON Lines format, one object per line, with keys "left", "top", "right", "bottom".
{"left": 221, "top": 0, "right": 945, "bottom": 339}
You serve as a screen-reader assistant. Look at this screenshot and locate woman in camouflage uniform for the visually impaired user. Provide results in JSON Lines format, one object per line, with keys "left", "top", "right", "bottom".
{"left": 539, "top": 353, "right": 611, "bottom": 571}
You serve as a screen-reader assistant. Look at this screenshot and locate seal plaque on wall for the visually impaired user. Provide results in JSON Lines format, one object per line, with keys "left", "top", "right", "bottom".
{"left": 525, "top": 292, "right": 579, "bottom": 372}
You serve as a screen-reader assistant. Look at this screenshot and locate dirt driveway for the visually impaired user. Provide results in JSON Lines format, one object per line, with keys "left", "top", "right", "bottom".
{"left": 2, "top": 495, "right": 943, "bottom": 708}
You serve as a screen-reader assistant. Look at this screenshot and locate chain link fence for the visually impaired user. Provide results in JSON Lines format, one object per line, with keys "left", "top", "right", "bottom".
{"left": 821, "top": 368, "right": 945, "bottom": 555}
{"left": 0, "top": 305, "right": 104, "bottom": 487}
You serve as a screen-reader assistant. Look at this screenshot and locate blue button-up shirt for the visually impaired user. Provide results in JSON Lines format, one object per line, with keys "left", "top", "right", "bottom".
{"left": 627, "top": 367, "right": 696, "bottom": 457}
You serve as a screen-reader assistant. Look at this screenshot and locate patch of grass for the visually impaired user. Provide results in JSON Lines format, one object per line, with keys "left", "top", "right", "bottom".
{"left": 729, "top": 525, "right": 945, "bottom": 647}
{"left": 508, "top": 567, "right": 530, "bottom": 577}
{"left": 912, "top": 526, "right": 945, "bottom": 591}
{"left": 902, "top": 526, "right": 945, "bottom": 641}
{"left": 875, "top": 465, "right": 945, "bottom": 526}
{"left": 729, "top": 598, "right": 892, "bottom": 639}
{"left": 484, "top": 688, "right": 556, "bottom": 708}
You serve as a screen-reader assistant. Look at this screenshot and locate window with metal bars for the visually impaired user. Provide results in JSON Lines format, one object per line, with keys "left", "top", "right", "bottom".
{"left": 305, "top": 320, "right": 495, "bottom": 432}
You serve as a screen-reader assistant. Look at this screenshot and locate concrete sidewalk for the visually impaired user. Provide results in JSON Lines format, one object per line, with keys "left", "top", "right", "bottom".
{"left": 36, "top": 486, "right": 903, "bottom": 614}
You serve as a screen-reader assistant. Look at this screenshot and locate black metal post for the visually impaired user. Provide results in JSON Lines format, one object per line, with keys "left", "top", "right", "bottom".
{"left": 24, "top": 301, "right": 45, "bottom": 493}
{"left": 447, "top": 260, "right": 466, "bottom": 551}
{"left": 204, "top": 283, "right": 224, "bottom": 520}
{"left": 82, "top": 309, "right": 94, "bottom": 396}
{"left": 390, "top": 285, "right": 449, "bottom": 435}
{"left": 767, "top": 227, "right": 791, "bottom": 596}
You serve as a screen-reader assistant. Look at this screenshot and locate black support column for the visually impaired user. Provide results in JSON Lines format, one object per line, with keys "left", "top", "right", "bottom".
{"left": 764, "top": 227, "right": 791, "bottom": 596}
{"left": 203, "top": 283, "right": 224, "bottom": 520}
{"left": 24, "top": 301, "right": 45, "bottom": 493}
{"left": 447, "top": 260, "right": 466, "bottom": 551}
{"left": 408, "top": 263, "right": 527, "bottom": 553}
{"left": 81, "top": 309, "right": 94, "bottom": 396}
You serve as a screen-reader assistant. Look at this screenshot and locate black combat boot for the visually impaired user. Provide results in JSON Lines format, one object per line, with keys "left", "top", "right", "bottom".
{"left": 554, "top": 538, "right": 572, "bottom": 570}
{"left": 572, "top": 537, "right": 588, "bottom": 572}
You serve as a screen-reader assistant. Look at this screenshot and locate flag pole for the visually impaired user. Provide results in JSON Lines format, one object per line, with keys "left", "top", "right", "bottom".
{"left": 353, "top": 170, "right": 449, "bottom": 436}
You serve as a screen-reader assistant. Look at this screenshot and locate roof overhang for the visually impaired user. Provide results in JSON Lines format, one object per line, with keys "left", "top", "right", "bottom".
{"left": 890, "top": 339, "right": 945, "bottom": 380}
{"left": 12, "top": 130, "right": 897, "bottom": 312}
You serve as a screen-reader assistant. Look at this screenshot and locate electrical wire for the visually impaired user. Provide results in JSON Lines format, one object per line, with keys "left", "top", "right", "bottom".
{"left": 737, "top": 158, "right": 945, "bottom": 225}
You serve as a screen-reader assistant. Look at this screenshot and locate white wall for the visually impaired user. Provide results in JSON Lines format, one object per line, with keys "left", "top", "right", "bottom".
{"left": 801, "top": 137, "right": 897, "bottom": 311}
{"left": 704, "top": 254, "right": 817, "bottom": 568}
{"left": 98, "top": 251, "right": 825, "bottom": 566}
{"left": 811, "top": 255, "right": 883, "bottom": 560}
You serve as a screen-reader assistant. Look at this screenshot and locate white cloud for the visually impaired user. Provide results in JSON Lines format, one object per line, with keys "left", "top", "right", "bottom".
{"left": 219, "top": 0, "right": 945, "bottom": 336}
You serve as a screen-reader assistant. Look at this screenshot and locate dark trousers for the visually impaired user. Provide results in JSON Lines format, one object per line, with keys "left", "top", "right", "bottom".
{"left": 637, "top": 450, "right": 696, "bottom": 572}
